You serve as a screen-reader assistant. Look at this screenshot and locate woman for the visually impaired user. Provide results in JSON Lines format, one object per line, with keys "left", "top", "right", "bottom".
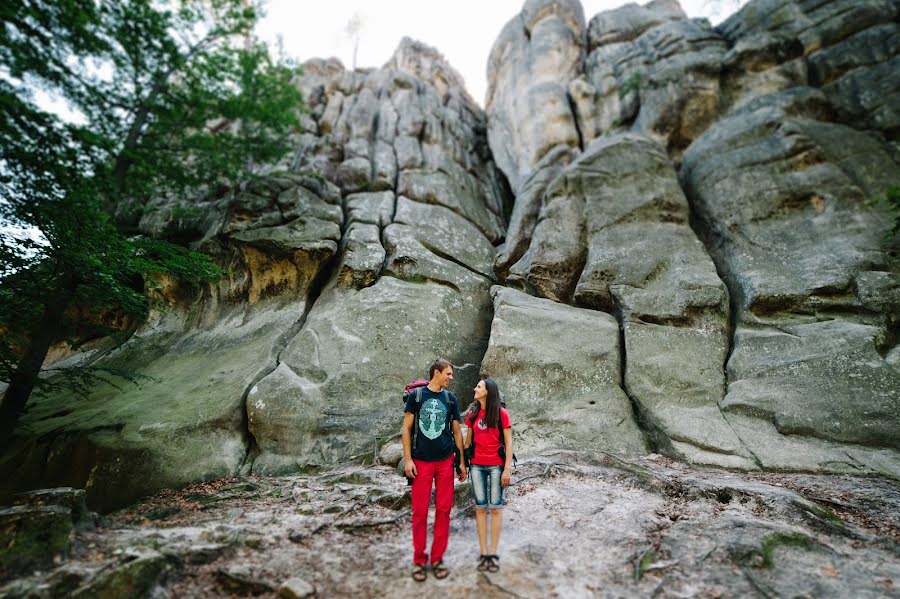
{"left": 464, "top": 377, "right": 513, "bottom": 573}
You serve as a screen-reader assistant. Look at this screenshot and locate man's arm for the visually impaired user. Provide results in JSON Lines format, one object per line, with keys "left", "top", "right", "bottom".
{"left": 402, "top": 412, "right": 417, "bottom": 479}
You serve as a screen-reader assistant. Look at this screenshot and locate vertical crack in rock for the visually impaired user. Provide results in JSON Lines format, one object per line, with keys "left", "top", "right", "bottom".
{"left": 388, "top": 87, "right": 402, "bottom": 273}
{"left": 377, "top": 194, "right": 397, "bottom": 279}
{"left": 418, "top": 240, "right": 495, "bottom": 283}
{"left": 367, "top": 92, "right": 381, "bottom": 189}
{"left": 378, "top": 93, "right": 401, "bottom": 280}
{"left": 566, "top": 91, "right": 585, "bottom": 152}
{"left": 238, "top": 246, "right": 344, "bottom": 474}
{"left": 679, "top": 173, "right": 761, "bottom": 466}
{"left": 614, "top": 309, "right": 667, "bottom": 455}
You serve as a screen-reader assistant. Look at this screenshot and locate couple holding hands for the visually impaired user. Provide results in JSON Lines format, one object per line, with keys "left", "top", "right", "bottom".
{"left": 401, "top": 358, "right": 514, "bottom": 582}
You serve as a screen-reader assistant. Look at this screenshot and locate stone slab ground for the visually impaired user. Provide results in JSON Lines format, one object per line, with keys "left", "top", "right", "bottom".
{"left": 2, "top": 451, "right": 898, "bottom": 598}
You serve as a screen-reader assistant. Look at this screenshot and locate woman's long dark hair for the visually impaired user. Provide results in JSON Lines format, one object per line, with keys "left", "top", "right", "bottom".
{"left": 482, "top": 378, "right": 502, "bottom": 429}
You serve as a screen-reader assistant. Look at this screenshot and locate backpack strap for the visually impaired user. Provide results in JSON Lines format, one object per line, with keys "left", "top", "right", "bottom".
{"left": 497, "top": 408, "right": 517, "bottom": 468}
{"left": 412, "top": 386, "right": 423, "bottom": 451}
{"left": 442, "top": 390, "right": 452, "bottom": 427}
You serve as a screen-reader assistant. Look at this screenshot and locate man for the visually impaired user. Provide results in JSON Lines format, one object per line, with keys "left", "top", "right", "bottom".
{"left": 402, "top": 358, "right": 467, "bottom": 581}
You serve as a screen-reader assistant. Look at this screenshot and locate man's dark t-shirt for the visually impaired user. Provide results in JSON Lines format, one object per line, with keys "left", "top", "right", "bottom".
{"left": 405, "top": 387, "right": 461, "bottom": 461}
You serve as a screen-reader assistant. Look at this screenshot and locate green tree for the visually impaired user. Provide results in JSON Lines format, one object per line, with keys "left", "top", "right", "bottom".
{"left": 0, "top": 0, "right": 306, "bottom": 448}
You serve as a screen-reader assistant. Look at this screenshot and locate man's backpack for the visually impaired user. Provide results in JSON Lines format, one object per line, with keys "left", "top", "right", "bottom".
{"left": 403, "top": 380, "right": 434, "bottom": 452}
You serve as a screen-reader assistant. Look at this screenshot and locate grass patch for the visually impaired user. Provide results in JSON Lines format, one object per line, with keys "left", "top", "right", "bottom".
{"left": 758, "top": 532, "right": 815, "bottom": 568}
{"left": 145, "top": 507, "right": 181, "bottom": 521}
{"left": 321, "top": 472, "right": 371, "bottom": 486}
{"left": 619, "top": 70, "right": 643, "bottom": 98}
{"left": 803, "top": 502, "right": 844, "bottom": 526}
{"left": 634, "top": 549, "right": 655, "bottom": 582}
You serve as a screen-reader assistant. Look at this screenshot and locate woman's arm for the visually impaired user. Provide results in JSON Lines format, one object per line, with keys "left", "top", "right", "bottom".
{"left": 501, "top": 427, "right": 512, "bottom": 485}
{"left": 452, "top": 420, "right": 468, "bottom": 481}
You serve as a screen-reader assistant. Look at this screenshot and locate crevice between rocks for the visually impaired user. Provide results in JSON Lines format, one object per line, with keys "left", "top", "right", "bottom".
{"left": 721, "top": 411, "right": 765, "bottom": 469}
{"left": 566, "top": 90, "right": 585, "bottom": 153}
{"left": 367, "top": 91, "right": 382, "bottom": 191}
{"left": 236, "top": 234, "right": 345, "bottom": 474}
{"left": 380, "top": 271, "right": 463, "bottom": 294}
{"left": 377, "top": 107, "right": 401, "bottom": 281}
{"left": 418, "top": 240, "right": 495, "bottom": 283}
{"left": 613, "top": 309, "right": 666, "bottom": 455}
{"left": 678, "top": 170, "right": 761, "bottom": 466}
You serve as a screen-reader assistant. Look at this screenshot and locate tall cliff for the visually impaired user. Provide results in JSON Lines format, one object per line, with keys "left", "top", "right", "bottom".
{"left": 1, "top": 0, "right": 897, "bottom": 511}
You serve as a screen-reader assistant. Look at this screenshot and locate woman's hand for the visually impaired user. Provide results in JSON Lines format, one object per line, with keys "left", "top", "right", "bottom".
{"left": 501, "top": 467, "right": 511, "bottom": 486}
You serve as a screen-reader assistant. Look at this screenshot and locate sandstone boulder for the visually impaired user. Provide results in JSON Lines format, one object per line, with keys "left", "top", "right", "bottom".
{"left": 480, "top": 286, "right": 648, "bottom": 456}
{"left": 486, "top": 0, "right": 585, "bottom": 192}
{"left": 681, "top": 85, "right": 900, "bottom": 476}
{"left": 238, "top": 41, "right": 505, "bottom": 474}
{"left": 681, "top": 93, "right": 897, "bottom": 315}
{"left": 0, "top": 505, "right": 72, "bottom": 581}
{"left": 718, "top": 0, "right": 900, "bottom": 137}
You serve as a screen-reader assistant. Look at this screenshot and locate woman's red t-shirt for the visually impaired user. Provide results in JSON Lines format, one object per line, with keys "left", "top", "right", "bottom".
{"left": 467, "top": 407, "right": 511, "bottom": 467}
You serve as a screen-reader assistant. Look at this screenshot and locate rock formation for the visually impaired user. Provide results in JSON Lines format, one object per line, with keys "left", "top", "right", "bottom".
{"left": 1, "top": 0, "right": 898, "bottom": 511}
{"left": 487, "top": 0, "right": 899, "bottom": 475}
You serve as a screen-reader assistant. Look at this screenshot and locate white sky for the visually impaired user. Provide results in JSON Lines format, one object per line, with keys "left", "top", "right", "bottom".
{"left": 257, "top": 0, "right": 745, "bottom": 107}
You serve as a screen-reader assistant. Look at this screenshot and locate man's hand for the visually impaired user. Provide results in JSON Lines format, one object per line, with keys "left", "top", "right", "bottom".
{"left": 405, "top": 459, "right": 417, "bottom": 479}
{"left": 458, "top": 465, "right": 467, "bottom": 482}
{"left": 501, "top": 467, "right": 511, "bottom": 486}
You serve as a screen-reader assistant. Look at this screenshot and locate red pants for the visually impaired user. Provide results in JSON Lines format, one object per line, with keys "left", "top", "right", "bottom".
{"left": 410, "top": 455, "right": 455, "bottom": 565}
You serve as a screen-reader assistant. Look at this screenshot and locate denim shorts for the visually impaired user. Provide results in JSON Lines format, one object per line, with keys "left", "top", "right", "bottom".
{"left": 470, "top": 464, "right": 504, "bottom": 509}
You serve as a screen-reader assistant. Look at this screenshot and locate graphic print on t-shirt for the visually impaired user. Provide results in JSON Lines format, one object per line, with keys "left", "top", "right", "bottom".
{"left": 419, "top": 397, "right": 447, "bottom": 440}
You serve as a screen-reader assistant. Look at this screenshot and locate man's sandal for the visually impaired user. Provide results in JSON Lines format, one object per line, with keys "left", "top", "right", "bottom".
{"left": 477, "top": 554, "right": 490, "bottom": 571}
{"left": 412, "top": 564, "right": 427, "bottom": 582}
{"left": 432, "top": 561, "right": 450, "bottom": 579}
{"left": 487, "top": 554, "right": 500, "bottom": 572}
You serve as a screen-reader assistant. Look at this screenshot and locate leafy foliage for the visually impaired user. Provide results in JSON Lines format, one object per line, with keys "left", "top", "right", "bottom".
{"left": 866, "top": 185, "right": 900, "bottom": 238}
{"left": 0, "top": 0, "right": 306, "bottom": 441}
{"left": 883, "top": 185, "right": 900, "bottom": 236}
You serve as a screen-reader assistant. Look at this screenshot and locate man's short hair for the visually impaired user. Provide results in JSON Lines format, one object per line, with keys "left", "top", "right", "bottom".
{"left": 429, "top": 358, "right": 453, "bottom": 379}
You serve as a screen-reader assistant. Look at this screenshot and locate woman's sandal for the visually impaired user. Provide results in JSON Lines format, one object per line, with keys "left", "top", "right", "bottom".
{"left": 432, "top": 561, "right": 450, "bottom": 579}
{"left": 477, "top": 554, "right": 490, "bottom": 572}
{"left": 487, "top": 554, "right": 500, "bottom": 573}
{"left": 412, "top": 564, "right": 427, "bottom": 582}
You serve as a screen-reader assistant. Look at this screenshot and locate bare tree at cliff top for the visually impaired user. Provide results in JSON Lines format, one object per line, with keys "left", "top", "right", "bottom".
{"left": 345, "top": 12, "right": 364, "bottom": 70}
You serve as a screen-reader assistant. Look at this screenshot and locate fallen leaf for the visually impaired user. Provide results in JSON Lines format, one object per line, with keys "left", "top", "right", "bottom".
{"left": 821, "top": 563, "right": 839, "bottom": 577}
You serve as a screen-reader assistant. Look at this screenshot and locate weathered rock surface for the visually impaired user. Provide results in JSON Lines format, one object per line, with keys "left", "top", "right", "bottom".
{"left": 487, "top": 0, "right": 729, "bottom": 193}
{"left": 718, "top": 0, "right": 900, "bottom": 137}
{"left": 2, "top": 458, "right": 898, "bottom": 598}
{"left": 485, "top": 0, "right": 586, "bottom": 192}
{"left": 0, "top": 505, "right": 72, "bottom": 582}
{"left": 681, "top": 79, "right": 899, "bottom": 475}
{"left": 245, "top": 39, "right": 506, "bottom": 473}
{"left": 279, "top": 576, "right": 316, "bottom": 599}
{"left": 480, "top": 286, "right": 648, "bottom": 455}
{"left": 504, "top": 133, "right": 753, "bottom": 469}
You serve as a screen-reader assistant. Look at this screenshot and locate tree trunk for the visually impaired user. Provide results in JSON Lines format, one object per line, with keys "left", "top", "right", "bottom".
{"left": 0, "top": 271, "right": 77, "bottom": 450}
